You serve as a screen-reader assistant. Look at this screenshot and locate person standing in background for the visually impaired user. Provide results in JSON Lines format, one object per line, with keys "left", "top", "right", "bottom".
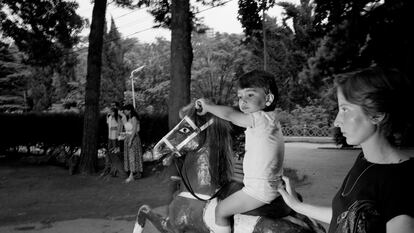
{"left": 120, "top": 104, "right": 143, "bottom": 183}
{"left": 101, "top": 105, "right": 125, "bottom": 177}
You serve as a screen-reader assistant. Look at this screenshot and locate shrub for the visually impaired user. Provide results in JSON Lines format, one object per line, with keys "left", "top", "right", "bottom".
{"left": 0, "top": 112, "right": 169, "bottom": 154}
{"left": 276, "top": 105, "right": 332, "bottom": 128}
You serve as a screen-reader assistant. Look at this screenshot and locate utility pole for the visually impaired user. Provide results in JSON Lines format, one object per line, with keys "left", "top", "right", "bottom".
{"left": 130, "top": 65, "right": 145, "bottom": 108}
{"left": 262, "top": 7, "right": 267, "bottom": 71}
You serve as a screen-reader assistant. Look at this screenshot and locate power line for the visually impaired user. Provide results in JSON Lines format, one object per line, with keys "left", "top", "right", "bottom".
{"left": 122, "top": 0, "right": 236, "bottom": 39}
{"left": 5, "top": 0, "right": 236, "bottom": 57}
{"left": 109, "top": 6, "right": 147, "bottom": 20}
{"left": 71, "top": 0, "right": 237, "bottom": 59}
{"left": 73, "top": 0, "right": 237, "bottom": 51}
{"left": 113, "top": 17, "right": 155, "bottom": 32}
{"left": 195, "top": 0, "right": 235, "bottom": 14}
{"left": 76, "top": 0, "right": 115, "bottom": 16}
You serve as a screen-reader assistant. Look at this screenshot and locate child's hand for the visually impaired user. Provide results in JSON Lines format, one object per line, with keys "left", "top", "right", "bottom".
{"left": 195, "top": 98, "right": 209, "bottom": 115}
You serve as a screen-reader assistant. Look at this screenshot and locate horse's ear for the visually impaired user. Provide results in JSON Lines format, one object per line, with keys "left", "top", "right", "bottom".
{"left": 179, "top": 103, "right": 195, "bottom": 119}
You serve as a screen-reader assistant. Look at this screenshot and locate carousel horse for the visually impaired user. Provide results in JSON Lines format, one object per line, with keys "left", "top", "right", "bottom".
{"left": 133, "top": 104, "right": 325, "bottom": 233}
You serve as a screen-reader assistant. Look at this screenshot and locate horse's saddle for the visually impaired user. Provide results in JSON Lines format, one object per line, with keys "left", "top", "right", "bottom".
{"left": 217, "top": 181, "right": 295, "bottom": 219}
{"left": 203, "top": 187, "right": 321, "bottom": 233}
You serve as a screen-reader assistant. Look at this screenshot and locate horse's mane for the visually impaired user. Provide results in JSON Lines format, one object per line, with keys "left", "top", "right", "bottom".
{"left": 183, "top": 105, "right": 234, "bottom": 187}
{"left": 206, "top": 115, "right": 234, "bottom": 186}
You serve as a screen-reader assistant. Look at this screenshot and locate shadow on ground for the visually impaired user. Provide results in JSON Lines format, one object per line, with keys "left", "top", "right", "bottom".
{"left": 0, "top": 156, "right": 176, "bottom": 227}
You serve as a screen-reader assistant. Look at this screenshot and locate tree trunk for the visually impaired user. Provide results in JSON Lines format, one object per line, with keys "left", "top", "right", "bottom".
{"left": 168, "top": 0, "right": 193, "bottom": 129}
{"left": 79, "top": 0, "right": 107, "bottom": 174}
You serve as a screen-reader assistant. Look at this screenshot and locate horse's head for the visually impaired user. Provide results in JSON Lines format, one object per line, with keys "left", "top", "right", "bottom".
{"left": 152, "top": 102, "right": 234, "bottom": 187}
{"left": 152, "top": 103, "right": 213, "bottom": 160}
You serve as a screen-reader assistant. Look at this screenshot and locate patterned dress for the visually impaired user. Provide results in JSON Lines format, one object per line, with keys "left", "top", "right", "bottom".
{"left": 123, "top": 117, "right": 143, "bottom": 173}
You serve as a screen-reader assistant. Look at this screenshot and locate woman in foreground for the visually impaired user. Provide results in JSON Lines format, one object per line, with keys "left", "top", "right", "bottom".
{"left": 278, "top": 66, "right": 414, "bottom": 233}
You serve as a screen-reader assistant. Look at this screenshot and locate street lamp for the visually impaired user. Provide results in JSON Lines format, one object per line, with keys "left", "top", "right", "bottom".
{"left": 130, "top": 65, "right": 145, "bottom": 108}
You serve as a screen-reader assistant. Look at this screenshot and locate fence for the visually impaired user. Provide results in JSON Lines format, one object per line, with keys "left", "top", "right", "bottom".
{"left": 282, "top": 125, "right": 332, "bottom": 137}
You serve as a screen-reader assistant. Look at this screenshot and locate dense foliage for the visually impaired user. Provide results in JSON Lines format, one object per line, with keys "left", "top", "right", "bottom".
{"left": 0, "top": 42, "right": 29, "bottom": 112}
{"left": 0, "top": 0, "right": 85, "bottom": 65}
{"left": 0, "top": 0, "right": 86, "bottom": 112}
{"left": 300, "top": 0, "right": 413, "bottom": 97}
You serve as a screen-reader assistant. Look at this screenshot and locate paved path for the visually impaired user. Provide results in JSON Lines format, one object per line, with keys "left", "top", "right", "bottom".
{"left": 0, "top": 143, "right": 360, "bottom": 233}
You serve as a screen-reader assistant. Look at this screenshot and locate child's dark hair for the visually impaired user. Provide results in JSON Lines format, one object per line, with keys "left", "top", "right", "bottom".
{"left": 238, "top": 70, "right": 279, "bottom": 111}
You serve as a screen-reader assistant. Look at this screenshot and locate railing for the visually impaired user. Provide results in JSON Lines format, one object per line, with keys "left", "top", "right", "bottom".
{"left": 282, "top": 125, "right": 332, "bottom": 137}
{"left": 232, "top": 125, "right": 335, "bottom": 181}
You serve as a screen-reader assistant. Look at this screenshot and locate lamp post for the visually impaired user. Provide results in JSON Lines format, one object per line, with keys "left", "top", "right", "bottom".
{"left": 130, "top": 65, "right": 145, "bottom": 108}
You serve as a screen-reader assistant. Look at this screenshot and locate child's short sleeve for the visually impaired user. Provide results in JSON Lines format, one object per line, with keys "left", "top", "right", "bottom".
{"left": 249, "top": 111, "right": 276, "bottom": 129}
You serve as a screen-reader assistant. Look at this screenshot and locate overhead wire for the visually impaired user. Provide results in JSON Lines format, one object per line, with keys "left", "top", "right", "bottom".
{"left": 118, "top": 0, "right": 236, "bottom": 39}
{"left": 71, "top": 0, "right": 237, "bottom": 54}
{"left": 5, "top": 0, "right": 236, "bottom": 57}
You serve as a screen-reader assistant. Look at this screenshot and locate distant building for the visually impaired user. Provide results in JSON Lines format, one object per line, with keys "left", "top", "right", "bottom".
{"left": 205, "top": 28, "right": 215, "bottom": 38}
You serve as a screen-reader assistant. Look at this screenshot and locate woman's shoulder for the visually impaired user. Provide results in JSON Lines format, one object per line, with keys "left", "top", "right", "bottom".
{"left": 372, "top": 158, "right": 414, "bottom": 189}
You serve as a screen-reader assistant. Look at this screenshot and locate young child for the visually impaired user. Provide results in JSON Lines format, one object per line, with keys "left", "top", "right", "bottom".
{"left": 196, "top": 70, "right": 284, "bottom": 233}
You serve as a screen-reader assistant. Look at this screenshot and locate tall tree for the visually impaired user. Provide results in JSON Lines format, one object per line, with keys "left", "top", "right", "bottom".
{"left": 300, "top": 0, "right": 414, "bottom": 96}
{"left": 123, "top": 38, "right": 171, "bottom": 114}
{"left": 0, "top": 0, "right": 85, "bottom": 111}
{"left": 168, "top": 0, "right": 193, "bottom": 127}
{"left": 79, "top": 0, "right": 107, "bottom": 174}
{"left": 0, "top": 43, "right": 29, "bottom": 112}
{"left": 100, "top": 17, "right": 126, "bottom": 107}
{"left": 238, "top": 0, "right": 321, "bottom": 109}
{"left": 0, "top": 0, "right": 84, "bottom": 65}
{"left": 191, "top": 32, "right": 250, "bottom": 105}
{"left": 114, "top": 0, "right": 222, "bottom": 128}
{"left": 238, "top": 0, "right": 277, "bottom": 70}
{"left": 238, "top": 0, "right": 276, "bottom": 40}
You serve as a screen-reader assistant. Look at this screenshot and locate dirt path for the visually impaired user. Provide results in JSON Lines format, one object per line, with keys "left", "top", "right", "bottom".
{"left": 0, "top": 143, "right": 361, "bottom": 233}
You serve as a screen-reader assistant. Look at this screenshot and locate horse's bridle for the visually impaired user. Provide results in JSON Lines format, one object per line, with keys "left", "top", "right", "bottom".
{"left": 153, "top": 115, "right": 214, "bottom": 158}
{"left": 153, "top": 115, "right": 221, "bottom": 202}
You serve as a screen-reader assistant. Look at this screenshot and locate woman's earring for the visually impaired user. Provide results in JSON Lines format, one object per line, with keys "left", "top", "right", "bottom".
{"left": 265, "top": 102, "right": 271, "bottom": 106}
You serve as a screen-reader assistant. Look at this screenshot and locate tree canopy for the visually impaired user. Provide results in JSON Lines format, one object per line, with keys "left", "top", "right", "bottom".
{"left": 0, "top": 0, "right": 86, "bottom": 66}
{"left": 300, "top": 0, "right": 414, "bottom": 97}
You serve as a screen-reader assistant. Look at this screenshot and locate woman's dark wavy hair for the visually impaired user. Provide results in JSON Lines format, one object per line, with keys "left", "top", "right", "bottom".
{"left": 334, "top": 66, "right": 414, "bottom": 146}
{"left": 110, "top": 107, "right": 119, "bottom": 121}
{"left": 122, "top": 104, "right": 139, "bottom": 120}
{"left": 237, "top": 70, "right": 279, "bottom": 112}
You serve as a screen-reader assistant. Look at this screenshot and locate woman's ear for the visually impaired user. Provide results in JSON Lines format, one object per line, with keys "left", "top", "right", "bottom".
{"left": 370, "top": 113, "right": 385, "bottom": 125}
{"left": 265, "top": 93, "right": 274, "bottom": 106}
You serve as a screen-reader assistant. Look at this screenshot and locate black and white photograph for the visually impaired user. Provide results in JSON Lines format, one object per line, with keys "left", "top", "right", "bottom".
{"left": 1, "top": 0, "right": 413, "bottom": 232}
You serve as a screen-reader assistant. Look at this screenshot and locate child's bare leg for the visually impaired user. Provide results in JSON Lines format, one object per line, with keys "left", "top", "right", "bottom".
{"left": 215, "top": 190, "right": 265, "bottom": 226}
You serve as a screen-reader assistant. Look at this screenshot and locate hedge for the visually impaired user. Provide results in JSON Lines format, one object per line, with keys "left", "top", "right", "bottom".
{"left": 0, "top": 112, "right": 169, "bottom": 153}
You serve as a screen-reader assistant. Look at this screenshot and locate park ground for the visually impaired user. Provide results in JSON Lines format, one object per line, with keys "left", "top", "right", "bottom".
{"left": 0, "top": 143, "right": 361, "bottom": 233}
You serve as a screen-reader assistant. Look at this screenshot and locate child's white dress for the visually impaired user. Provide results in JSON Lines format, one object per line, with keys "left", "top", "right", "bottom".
{"left": 242, "top": 110, "right": 284, "bottom": 203}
